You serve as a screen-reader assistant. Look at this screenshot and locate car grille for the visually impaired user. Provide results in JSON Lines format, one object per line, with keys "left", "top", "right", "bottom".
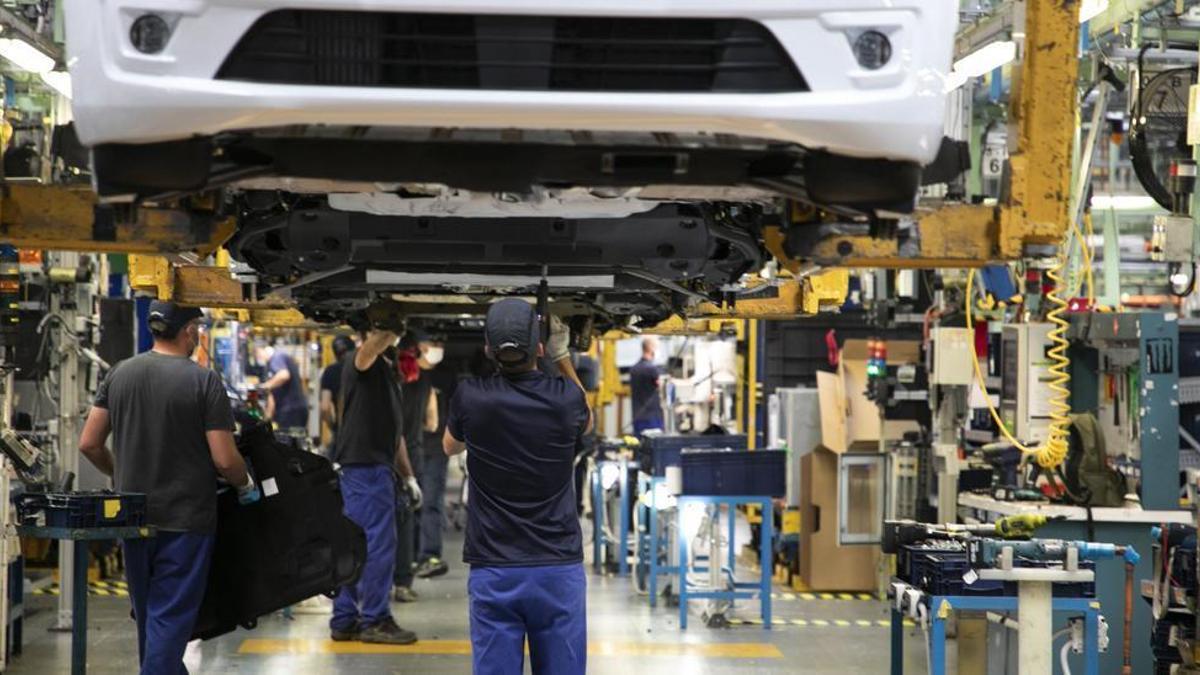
{"left": 216, "top": 10, "right": 807, "bottom": 93}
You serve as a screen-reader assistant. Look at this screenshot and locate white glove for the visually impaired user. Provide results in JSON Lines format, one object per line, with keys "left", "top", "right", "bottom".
{"left": 546, "top": 315, "right": 570, "bottom": 363}
{"left": 406, "top": 475, "right": 423, "bottom": 510}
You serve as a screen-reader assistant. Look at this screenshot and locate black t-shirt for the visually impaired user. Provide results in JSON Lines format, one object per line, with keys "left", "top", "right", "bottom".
{"left": 94, "top": 351, "right": 235, "bottom": 534}
{"left": 447, "top": 370, "right": 589, "bottom": 567}
{"left": 423, "top": 366, "right": 457, "bottom": 456}
{"left": 400, "top": 370, "right": 432, "bottom": 451}
{"left": 319, "top": 362, "right": 344, "bottom": 430}
{"left": 630, "top": 358, "right": 664, "bottom": 423}
{"left": 334, "top": 351, "right": 403, "bottom": 466}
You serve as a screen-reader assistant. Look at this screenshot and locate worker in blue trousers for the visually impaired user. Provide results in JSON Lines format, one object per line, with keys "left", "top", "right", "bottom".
{"left": 78, "top": 301, "right": 262, "bottom": 674}
{"left": 444, "top": 300, "right": 592, "bottom": 675}
{"left": 329, "top": 327, "right": 420, "bottom": 645}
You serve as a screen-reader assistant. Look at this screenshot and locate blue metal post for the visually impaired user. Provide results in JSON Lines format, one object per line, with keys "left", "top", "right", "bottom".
{"left": 591, "top": 469, "right": 603, "bottom": 572}
{"left": 891, "top": 607, "right": 903, "bottom": 675}
{"left": 677, "top": 504, "right": 688, "bottom": 629}
{"left": 1085, "top": 605, "right": 1100, "bottom": 675}
{"left": 930, "top": 601, "right": 947, "bottom": 675}
{"left": 649, "top": 477, "right": 659, "bottom": 607}
{"left": 71, "top": 542, "right": 87, "bottom": 675}
{"left": 727, "top": 503, "right": 736, "bottom": 575}
{"left": 618, "top": 459, "right": 629, "bottom": 577}
{"left": 759, "top": 497, "right": 772, "bottom": 628}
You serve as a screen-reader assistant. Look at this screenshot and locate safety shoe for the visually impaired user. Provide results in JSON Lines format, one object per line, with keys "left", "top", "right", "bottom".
{"left": 393, "top": 585, "right": 419, "bottom": 603}
{"left": 415, "top": 558, "right": 449, "bottom": 579}
{"left": 330, "top": 621, "right": 361, "bottom": 642}
{"left": 360, "top": 618, "right": 418, "bottom": 645}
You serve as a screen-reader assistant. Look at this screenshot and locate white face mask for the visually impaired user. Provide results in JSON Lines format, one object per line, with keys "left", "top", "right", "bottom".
{"left": 424, "top": 346, "right": 445, "bottom": 365}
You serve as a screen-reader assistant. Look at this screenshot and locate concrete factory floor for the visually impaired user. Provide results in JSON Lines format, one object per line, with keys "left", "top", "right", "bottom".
{"left": 8, "top": 515, "right": 928, "bottom": 674}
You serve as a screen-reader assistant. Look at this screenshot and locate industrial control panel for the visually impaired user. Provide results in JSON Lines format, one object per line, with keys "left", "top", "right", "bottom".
{"left": 999, "top": 323, "right": 1054, "bottom": 445}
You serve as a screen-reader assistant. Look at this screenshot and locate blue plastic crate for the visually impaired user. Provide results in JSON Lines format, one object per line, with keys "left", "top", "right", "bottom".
{"left": 680, "top": 448, "right": 785, "bottom": 496}
{"left": 638, "top": 434, "right": 747, "bottom": 476}
{"left": 18, "top": 491, "right": 147, "bottom": 529}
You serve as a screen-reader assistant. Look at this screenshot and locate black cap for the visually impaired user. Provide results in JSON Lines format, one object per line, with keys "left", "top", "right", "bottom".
{"left": 332, "top": 335, "right": 355, "bottom": 358}
{"left": 399, "top": 328, "right": 431, "bottom": 351}
{"left": 147, "top": 301, "right": 203, "bottom": 338}
{"left": 485, "top": 299, "right": 539, "bottom": 366}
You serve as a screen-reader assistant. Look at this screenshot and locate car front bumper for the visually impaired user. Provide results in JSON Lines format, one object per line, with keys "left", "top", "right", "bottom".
{"left": 65, "top": 0, "right": 956, "bottom": 163}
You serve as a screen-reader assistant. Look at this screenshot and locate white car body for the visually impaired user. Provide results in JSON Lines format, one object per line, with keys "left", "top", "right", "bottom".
{"left": 65, "top": 0, "right": 956, "bottom": 165}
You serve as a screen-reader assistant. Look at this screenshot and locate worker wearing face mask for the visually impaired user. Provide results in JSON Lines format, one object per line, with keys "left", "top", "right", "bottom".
{"left": 415, "top": 337, "right": 456, "bottom": 579}
{"left": 393, "top": 331, "right": 435, "bottom": 601}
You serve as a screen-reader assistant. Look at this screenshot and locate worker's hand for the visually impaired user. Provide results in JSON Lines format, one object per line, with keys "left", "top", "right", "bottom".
{"left": 546, "top": 315, "right": 570, "bottom": 363}
{"left": 236, "top": 471, "right": 262, "bottom": 505}
{"left": 405, "top": 475, "right": 423, "bottom": 510}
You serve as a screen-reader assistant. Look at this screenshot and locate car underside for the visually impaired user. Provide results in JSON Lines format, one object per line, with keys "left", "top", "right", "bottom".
{"left": 227, "top": 191, "right": 770, "bottom": 329}
{"left": 96, "top": 126, "right": 926, "bottom": 218}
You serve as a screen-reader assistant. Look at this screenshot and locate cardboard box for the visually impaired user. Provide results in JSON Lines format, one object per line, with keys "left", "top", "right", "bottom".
{"left": 817, "top": 339, "right": 921, "bottom": 453}
{"left": 798, "top": 446, "right": 880, "bottom": 591}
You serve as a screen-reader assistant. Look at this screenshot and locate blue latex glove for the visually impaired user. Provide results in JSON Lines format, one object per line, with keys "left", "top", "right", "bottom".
{"left": 237, "top": 472, "right": 262, "bottom": 505}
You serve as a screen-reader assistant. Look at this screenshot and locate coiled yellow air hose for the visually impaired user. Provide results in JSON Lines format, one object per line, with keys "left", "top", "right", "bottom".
{"left": 965, "top": 252, "right": 1072, "bottom": 469}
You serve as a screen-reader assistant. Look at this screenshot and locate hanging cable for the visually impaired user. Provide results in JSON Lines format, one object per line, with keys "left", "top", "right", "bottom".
{"left": 965, "top": 249, "right": 1072, "bottom": 468}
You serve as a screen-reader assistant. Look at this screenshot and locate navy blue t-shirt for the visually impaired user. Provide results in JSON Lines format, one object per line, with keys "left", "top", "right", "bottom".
{"left": 630, "top": 358, "right": 663, "bottom": 424}
{"left": 447, "top": 370, "right": 589, "bottom": 567}
{"left": 267, "top": 351, "right": 306, "bottom": 416}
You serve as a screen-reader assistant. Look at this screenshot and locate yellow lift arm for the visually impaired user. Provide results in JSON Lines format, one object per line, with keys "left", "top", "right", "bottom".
{"left": 783, "top": 0, "right": 1077, "bottom": 269}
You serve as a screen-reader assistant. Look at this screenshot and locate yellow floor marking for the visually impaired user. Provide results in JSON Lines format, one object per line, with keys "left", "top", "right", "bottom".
{"left": 782, "top": 593, "right": 796, "bottom": 600}
{"left": 770, "top": 593, "right": 779, "bottom": 599}
{"left": 837, "top": 593, "right": 854, "bottom": 600}
{"left": 819, "top": 593, "right": 835, "bottom": 600}
{"left": 791, "top": 619, "right": 809, "bottom": 626}
{"left": 833, "top": 620, "right": 851, "bottom": 627}
{"left": 876, "top": 620, "right": 891, "bottom": 627}
{"left": 772, "top": 619, "right": 786, "bottom": 626}
{"left": 857, "top": 593, "right": 874, "bottom": 601}
{"left": 238, "top": 639, "right": 782, "bottom": 659}
{"left": 855, "top": 620, "right": 873, "bottom": 627}
{"left": 799, "top": 593, "right": 816, "bottom": 601}
{"left": 747, "top": 618, "right": 764, "bottom": 625}
{"left": 810, "top": 619, "right": 829, "bottom": 627}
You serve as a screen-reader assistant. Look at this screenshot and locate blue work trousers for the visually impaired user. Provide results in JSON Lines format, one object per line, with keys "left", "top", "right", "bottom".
{"left": 468, "top": 563, "right": 587, "bottom": 675}
{"left": 418, "top": 448, "right": 449, "bottom": 560}
{"left": 633, "top": 418, "right": 664, "bottom": 435}
{"left": 123, "top": 531, "right": 215, "bottom": 675}
{"left": 332, "top": 464, "right": 397, "bottom": 631}
{"left": 274, "top": 406, "right": 308, "bottom": 432}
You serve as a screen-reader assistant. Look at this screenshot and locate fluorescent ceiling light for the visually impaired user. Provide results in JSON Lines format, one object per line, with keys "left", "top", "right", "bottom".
{"left": 0, "top": 38, "right": 54, "bottom": 74}
{"left": 1089, "top": 194, "right": 1160, "bottom": 211}
{"left": 1079, "top": 0, "right": 1108, "bottom": 23}
{"left": 40, "top": 70, "right": 70, "bottom": 98}
{"left": 953, "top": 41, "right": 1017, "bottom": 78}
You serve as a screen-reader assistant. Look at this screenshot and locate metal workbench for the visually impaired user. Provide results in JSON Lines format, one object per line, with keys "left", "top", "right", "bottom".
{"left": 16, "top": 525, "right": 155, "bottom": 675}
{"left": 958, "top": 494, "right": 1190, "bottom": 674}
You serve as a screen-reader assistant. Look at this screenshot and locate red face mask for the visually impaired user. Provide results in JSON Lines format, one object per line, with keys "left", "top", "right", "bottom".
{"left": 398, "top": 349, "right": 420, "bottom": 383}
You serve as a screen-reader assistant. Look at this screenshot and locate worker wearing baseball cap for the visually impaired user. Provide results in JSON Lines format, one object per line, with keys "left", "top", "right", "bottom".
{"left": 443, "top": 299, "right": 592, "bottom": 675}
{"left": 78, "top": 301, "right": 261, "bottom": 674}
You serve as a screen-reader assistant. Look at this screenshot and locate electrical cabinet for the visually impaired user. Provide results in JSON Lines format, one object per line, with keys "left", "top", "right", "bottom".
{"left": 999, "top": 323, "right": 1054, "bottom": 444}
{"left": 770, "top": 387, "right": 820, "bottom": 509}
{"left": 929, "top": 327, "right": 975, "bottom": 386}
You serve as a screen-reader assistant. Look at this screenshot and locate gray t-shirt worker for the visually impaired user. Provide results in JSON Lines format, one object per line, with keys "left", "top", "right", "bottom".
{"left": 79, "top": 300, "right": 260, "bottom": 675}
